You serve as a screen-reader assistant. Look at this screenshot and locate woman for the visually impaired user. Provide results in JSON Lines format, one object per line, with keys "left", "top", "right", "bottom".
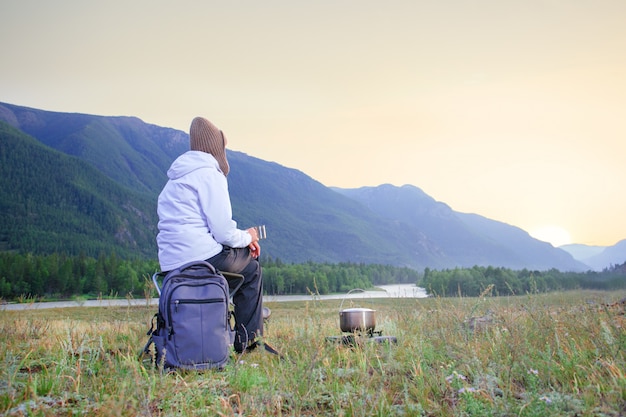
{"left": 156, "top": 116, "right": 274, "bottom": 355}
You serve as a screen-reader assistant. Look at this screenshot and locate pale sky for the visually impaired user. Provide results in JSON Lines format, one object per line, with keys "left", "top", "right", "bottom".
{"left": 2, "top": 0, "right": 625, "bottom": 247}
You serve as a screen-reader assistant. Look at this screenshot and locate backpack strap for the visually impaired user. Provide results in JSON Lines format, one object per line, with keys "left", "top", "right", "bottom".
{"left": 177, "top": 260, "right": 218, "bottom": 274}
{"left": 139, "top": 313, "right": 159, "bottom": 361}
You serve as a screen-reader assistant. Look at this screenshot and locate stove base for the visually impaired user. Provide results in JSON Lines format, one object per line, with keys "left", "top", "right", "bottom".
{"left": 325, "top": 335, "right": 397, "bottom": 346}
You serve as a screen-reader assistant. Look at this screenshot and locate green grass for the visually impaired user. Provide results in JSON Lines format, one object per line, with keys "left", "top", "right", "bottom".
{"left": 1, "top": 290, "right": 625, "bottom": 416}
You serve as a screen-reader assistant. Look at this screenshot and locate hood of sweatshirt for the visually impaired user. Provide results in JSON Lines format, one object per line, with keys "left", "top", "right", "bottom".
{"left": 167, "top": 151, "right": 221, "bottom": 180}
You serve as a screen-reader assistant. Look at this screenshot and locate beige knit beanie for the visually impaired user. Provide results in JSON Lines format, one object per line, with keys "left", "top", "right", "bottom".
{"left": 189, "top": 117, "right": 230, "bottom": 176}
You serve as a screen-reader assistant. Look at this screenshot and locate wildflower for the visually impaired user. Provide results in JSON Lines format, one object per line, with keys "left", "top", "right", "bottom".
{"left": 445, "top": 372, "right": 467, "bottom": 383}
{"left": 539, "top": 396, "right": 552, "bottom": 404}
{"left": 527, "top": 369, "right": 539, "bottom": 375}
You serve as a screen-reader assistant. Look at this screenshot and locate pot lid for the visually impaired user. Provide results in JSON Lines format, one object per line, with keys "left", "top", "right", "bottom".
{"left": 340, "top": 307, "right": 376, "bottom": 312}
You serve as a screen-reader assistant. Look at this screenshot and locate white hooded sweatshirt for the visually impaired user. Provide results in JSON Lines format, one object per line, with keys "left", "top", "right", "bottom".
{"left": 156, "top": 151, "right": 251, "bottom": 271}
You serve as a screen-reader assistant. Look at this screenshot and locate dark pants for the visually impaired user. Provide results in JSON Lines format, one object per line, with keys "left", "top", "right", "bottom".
{"left": 206, "top": 246, "right": 263, "bottom": 353}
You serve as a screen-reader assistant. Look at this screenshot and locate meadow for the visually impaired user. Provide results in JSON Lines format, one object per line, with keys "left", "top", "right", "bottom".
{"left": 1, "top": 290, "right": 625, "bottom": 416}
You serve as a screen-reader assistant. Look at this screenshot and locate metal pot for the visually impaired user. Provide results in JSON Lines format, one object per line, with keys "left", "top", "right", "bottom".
{"left": 339, "top": 307, "right": 376, "bottom": 333}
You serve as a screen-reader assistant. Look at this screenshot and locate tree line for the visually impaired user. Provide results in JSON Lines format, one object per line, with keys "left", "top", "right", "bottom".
{"left": 0, "top": 252, "right": 159, "bottom": 300}
{"left": 421, "top": 263, "right": 626, "bottom": 297}
{"left": 1, "top": 251, "right": 624, "bottom": 301}
{"left": 0, "top": 252, "right": 419, "bottom": 301}
{"left": 261, "top": 258, "right": 419, "bottom": 295}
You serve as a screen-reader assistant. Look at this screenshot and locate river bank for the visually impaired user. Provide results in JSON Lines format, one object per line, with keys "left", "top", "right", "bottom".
{"left": 1, "top": 284, "right": 428, "bottom": 311}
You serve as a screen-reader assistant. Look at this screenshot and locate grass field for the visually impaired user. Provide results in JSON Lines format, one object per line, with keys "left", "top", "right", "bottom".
{"left": 1, "top": 290, "right": 625, "bottom": 416}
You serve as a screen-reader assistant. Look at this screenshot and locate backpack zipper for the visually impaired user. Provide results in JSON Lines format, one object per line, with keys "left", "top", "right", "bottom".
{"left": 174, "top": 298, "right": 223, "bottom": 313}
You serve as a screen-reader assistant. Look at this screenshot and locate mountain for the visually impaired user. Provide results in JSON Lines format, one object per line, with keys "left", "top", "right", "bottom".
{"left": 0, "top": 121, "right": 157, "bottom": 257}
{"left": 333, "top": 185, "right": 587, "bottom": 271}
{"left": 225, "top": 152, "right": 445, "bottom": 266}
{"left": 0, "top": 101, "right": 600, "bottom": 271}
{"left": 0, "top": 103, "right": 440, "bottom": 267}
{"left": 559, "top": 243, "right": 605, "bottom": 261}
{"left": 561, "top": 240, "right": 626, "bottom": 271}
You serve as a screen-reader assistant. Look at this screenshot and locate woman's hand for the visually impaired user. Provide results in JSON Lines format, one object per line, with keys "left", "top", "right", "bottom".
{"left": 246, "top": 227, "right": 259, "bottom": 242}
{"left": 248, "top": 240, "right": 261, "bottom": 258}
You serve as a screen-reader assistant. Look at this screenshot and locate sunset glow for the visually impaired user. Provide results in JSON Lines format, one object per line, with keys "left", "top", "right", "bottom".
{"left": 529, "top": 226, "right": 572, "bottom": 248}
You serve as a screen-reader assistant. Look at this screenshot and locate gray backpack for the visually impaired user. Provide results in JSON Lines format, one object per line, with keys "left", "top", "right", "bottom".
{"left": 144, "top": 261, "right": 242, "bottom": 371}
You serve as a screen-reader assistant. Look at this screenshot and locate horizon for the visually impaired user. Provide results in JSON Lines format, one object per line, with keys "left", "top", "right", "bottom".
{"left": 2, "top": 1, "right": 625, "bottom": 247}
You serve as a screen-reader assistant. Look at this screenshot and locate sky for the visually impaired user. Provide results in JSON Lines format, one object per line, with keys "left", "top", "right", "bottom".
{"left": 2, "top": 0, "right": 625, "bottom": 247}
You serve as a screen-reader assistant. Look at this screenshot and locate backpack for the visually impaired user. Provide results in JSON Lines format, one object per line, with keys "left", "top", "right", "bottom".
{"left": 143, "top": 260, "right": 243, "bottom": 371}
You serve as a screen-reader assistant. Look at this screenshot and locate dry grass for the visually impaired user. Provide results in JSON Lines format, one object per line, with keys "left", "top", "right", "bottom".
{"left": 1, "top": 290, "right": 625, "bottom": 416}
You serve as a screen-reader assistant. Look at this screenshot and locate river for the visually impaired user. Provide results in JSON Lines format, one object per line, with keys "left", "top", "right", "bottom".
{"left": 1, "top": 284, "right": 428, "bottom": 311}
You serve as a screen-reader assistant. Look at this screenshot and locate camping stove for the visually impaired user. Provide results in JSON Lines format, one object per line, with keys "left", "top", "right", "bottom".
{"left": 325, "top": 330, "right": 397, "bottom": 346}
{"left": 326, "top": 289, "right": 397, "bottom": 346}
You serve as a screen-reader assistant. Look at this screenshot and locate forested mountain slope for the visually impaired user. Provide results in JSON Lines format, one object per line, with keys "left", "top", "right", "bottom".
{"left": 0, "top": 122, "right": 157, "bottom": 257}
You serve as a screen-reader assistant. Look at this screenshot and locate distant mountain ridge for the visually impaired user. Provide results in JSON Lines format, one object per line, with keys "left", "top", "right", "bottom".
{"left": 560, "top": 240, "right": 626, "bottom": 271}
{"left": 333, "top": 185, "right": 588, "bottom": 271}
{"left": 1, "top": 101, "right": 622, "bottom": 271}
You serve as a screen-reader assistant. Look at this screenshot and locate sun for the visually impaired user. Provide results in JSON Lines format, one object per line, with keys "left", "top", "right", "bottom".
{"left": 529, "top": 225, "right": 572, "bottom": 247}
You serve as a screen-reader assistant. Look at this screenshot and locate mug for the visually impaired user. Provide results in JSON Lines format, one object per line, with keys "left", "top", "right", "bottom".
{"left": 253, "top": 225, "right": 267, "bottom": 240}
